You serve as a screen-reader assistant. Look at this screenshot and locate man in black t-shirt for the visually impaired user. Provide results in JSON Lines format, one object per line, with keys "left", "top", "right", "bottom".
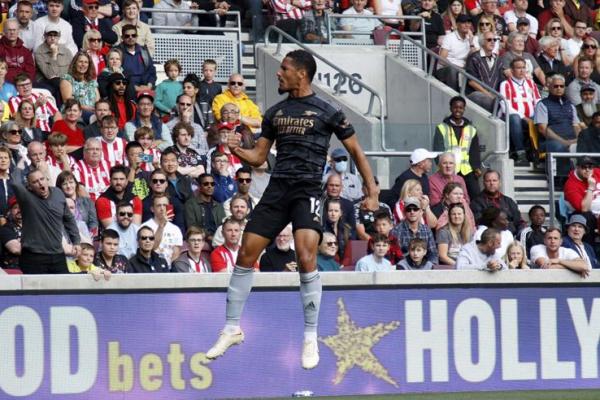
{"left": 0, "top": 197, "right": 22, "bottom": 271}
{"left": 206, "top": 50, "right": 379, "bottom": 370}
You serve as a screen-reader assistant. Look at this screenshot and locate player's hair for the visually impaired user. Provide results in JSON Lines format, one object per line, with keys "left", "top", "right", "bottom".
{"left": 101, "top": 229, "right": 120, "bottom": 241}
{"left": 109, "top": 164, "right": 128, "bottom": 178}
{"left": 285, "top": 50, "right": 317, "bottom": 82}
{"left": 134, "top": 126, "right": 154, "bottom": 140}
{"left": 372, "top": 233, "right": 390, "bottom": 245}
{"left": 408, "top": 238, "right": 427, "bottom": 251}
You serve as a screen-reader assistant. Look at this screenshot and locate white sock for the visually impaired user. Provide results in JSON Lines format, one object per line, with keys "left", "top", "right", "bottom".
{"left": 224, "top": 324, "right": 242, "bottom": 335}
{"left": 304, "top": 331, "right": 318, "bottom": 342}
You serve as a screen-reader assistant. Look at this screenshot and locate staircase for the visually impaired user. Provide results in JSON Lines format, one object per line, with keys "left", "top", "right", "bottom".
{"left": 514, "top": 165, "right": 561, "bottom": 223}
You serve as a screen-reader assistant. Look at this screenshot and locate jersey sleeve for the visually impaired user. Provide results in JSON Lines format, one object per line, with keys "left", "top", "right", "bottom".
{"left": 132, "top": 197, "right": 143, "bottom": 216}
{"left": 259, "top": 111, "right": 276, "bottom": 141}
{"left": 330, "top": 109, "right": 355, "bottom": 141}
{"left": 95, "top": 197, "right": 112, "bottom": 221}
{"left": 210, "top": 248, "right": 227, "bottom": 272}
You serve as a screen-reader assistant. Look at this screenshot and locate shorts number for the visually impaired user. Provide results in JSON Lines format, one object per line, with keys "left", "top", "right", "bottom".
{"left": 310, "top": 197, "right": 321, "bottom": 218}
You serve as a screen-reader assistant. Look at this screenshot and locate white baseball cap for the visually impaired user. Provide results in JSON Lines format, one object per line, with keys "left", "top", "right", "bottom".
{"left": 410, "top": 148, "right": 439, "bottom": 165}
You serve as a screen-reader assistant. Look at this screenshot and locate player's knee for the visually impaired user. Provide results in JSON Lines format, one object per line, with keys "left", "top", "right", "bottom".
{"left": 296, "top": 250, "right": 317, "bottom": 270}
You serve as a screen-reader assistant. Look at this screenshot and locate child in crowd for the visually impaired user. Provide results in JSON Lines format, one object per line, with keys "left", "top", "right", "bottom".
{"left": 199, "top": 59, "right": 222, "bottom": 105}
{"left": 154, "top": 59, "right": 183, "bottom": 116}
{"left": 134, "top": 127, "right": 161, "bottom": 172}
{"left": 94, "top": 229, "right": 131, "bottom": 273}
{"left": 398, "top": 238, "right": 434, "bottom": 270}
{"left": 503, "top": 241, "right": 529, "bottom": 269}
{"left": 356, "top": 234, "right": 394, "bottom": 272}
{"left": 518, "top": 205, "right": 547, "bottom": 259}
{"left": 67, "top": 243, "right": 112, "bottom": 280}
{"left": 367, "top": 210, "right": 403, "bottom": 265}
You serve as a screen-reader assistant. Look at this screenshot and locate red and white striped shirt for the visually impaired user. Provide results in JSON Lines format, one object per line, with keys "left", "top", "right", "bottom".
{"left": 9, "top": 93, "right": 58, "bottom": 132}
{"left": 270, "top": 0, "right": 311, "bottom": 20}
{"left": 100, "top": 137, "right": 128, "bottom": 167}
{"left": 46, "top": 155, "right": 76, "bottom": 171}
{"left": 139, "top": 148, "right": 161, "bottom": 172}
{"left": 73, "top": 160, "right": 111, "bottom": 201}
{"left": 499, "top": 77, "right": 541, "bottom": 119}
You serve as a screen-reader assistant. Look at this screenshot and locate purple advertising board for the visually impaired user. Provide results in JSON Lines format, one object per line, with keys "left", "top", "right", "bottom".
{"left": 0, "top": 286, "right": 599, "bottom": 398}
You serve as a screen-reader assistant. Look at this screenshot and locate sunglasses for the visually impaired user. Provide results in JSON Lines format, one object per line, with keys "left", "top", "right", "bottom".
{"left": 583, "top": 44, "right": 597, "bottom": 49}
{"left": 238, "top": 178, "right": 252, "bottom": 184}
{"left": 178, "top": 102, "right": 192, "bottom": 106}
{"left": 123, "top": 33, "right": 137, "bottom": 38}
{"left": 326, "top": 241, "right": 338, "bottom": 246}
{"left": 86, "top": 4, "right": 99, "bottom": 9}
{"left": 114, "top": 80, "right": 127, "bottom": 86}
{"left": 581, "top": 164, "right": 594, "bottom": 170}
{"left": 119, "top": 212, "right": 134, "bottom": 217}
{"left": 152, "top": 178, "right": 166, "bottom": 184}
{"left": 405, "top": 207, "right": 421, "bottom": 213}
{"left": 551, "top": 26, "right": 562, "bottom": 31}
{"left": 486, "top": 37, "right": 500, "bottom": 42}
{"left": 140, "top": 235, "right": 155, "bottom": 241}
{"left": 202, "top": 181, "right": 216, "bottom": 187}
{"left": 334, "top": 156, "right": 348, "bottom": 162}
{"left": 88, "top": 38, "right": 102, "bottom": 42}
{"left": 8, "top": 129, "right": 21, "bottom": 135}
{"left": 229, "top": 81, "right": 244, "bottom": 86}
{"left": 479, "top": 22, "right": 491, "bottom": 26}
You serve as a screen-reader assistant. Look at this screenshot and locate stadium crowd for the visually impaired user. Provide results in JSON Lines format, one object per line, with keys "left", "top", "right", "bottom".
{"left": 0, "top": 0, "right": 595, "bottom": 278}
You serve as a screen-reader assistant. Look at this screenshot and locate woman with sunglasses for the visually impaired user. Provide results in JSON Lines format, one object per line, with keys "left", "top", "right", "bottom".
{"left": 543, "top": 18, "right": 570, "bottom": 63}
{"left": 14, "top": 99, "right": 45, "bottom": 145}
{"left": 436, "top": 202, "right": 472, "bottom": 266}
{"left": 572, "top": 36, "right": 600, "bottom": 82}
{"left": 442, "top": 0, "right": 466, "bottom": 33}
{"left": 98, "top": 48, "right": 129, "bottom": 98}
{"left": 501, "top": 31, "right": 546, "bottom": 86}
{"left": 316, "top": 232, "right": 342, "bottom": 271}
{"left": 56, "top": 170, "right": 99, "bottom": 238}
{"left": 82, "top": 30, "right": 109, "bottom": 76}
{"left": 60, "top": 51, "right": 100, "bottom": 123}
{"left": 0, "top": 121, "right": 29, "bottom": 169}
{"left": 323, "top": 199, "right": 355, "bottom": 267}
{"left": 476, "top": 15, "right": 501, "bottom": 53}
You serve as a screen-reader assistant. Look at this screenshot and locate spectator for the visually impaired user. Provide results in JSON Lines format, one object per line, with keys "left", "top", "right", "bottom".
{"left": 542, "top": 18, "right": 571, "bottom": 64}
{"left": 323, "top": 198, "right": 354, "bottom": 266}
{"left": 212, "top": 74, "right": 262, "bottom": 132}
{"left": 33, "top": 0, "right": 78, "bottom": 55}
{"left": 355, "top": 177, "right": 393, "bottom": 240}
{"left": 160, "top": 147, "right": 193, "bottom": 205}
{"left": 499, "top": 57, "right": 541, "bottom": 164}
{"left": 73, "top": 138, "right": 111, "bottom": 201}
{"left": 185, "top": 173, "right": 225, "bottom": 242}
{"left": 465, "top": 31, "right": 503, "bottom": 112}
{"left": 83, "top": 99, "right": 113, "bottom": 139}
{"left": 518, "top": 204, "right": 547, "bottom": 258}
{"left": 456, "top": 227, "right": 506, "bottom": 270}
{"left": 536, "top": 36, "right": 571, "bottom": 84}
{"left": 428, "top": 152, "right": 470, "bottom": 206}
{"left": 153, "top": 0, "right": 198, "bottom": 34}
{"left": 211, "top": 151, "right": 236, "bottom": 203}
{"left": 14, "top": 100, "right": 44, "bottom": 145}
{"left": 437, "top": 14, "right": 478, "bottom": 90}
{"left": 561, "top": 213, "right": 599, "bottom": 270}
{"left": 324, "top": 147, "right": 363, "bottom": 202}
{"left": 398, "top": 237, "right": 435, "bottom": 270}
{"left": 503, "top": 240, "right": 529, "bottom": 269}
{"left": 108, "top": 201, "right": 139, "bottom": 258}
{"left": 260, "top": 225, "right": 297, "bottom": 272}
{"left": 475, "top": 15, "right": 498, "bottom": 53}
{"left": 517, "top": 18, "right": 540, "bottom": 56}
{"left": 16, "top": 1, "right": 42, "bottom": 51}
{"left": 575, "top": 86, "right": 600, "bottom": 129}
{"left": 8, "top": 73, "right": 61, "bottom": 133}
{"left": 141, "top": 193, "right": 182, "bottom": 265}
{"left": 441, "top": 0, "right": 466, "bottom": 33}
{"left": 96, "top": 165, "right": 143, "bottom": 228}
{"left": 355, "top": 233, "right": 393, "bottom": 271}
{"left": 142, "top": 168, "right": 186, "bottom": 233}
{"left": 501, "top": 32, "right": 546, "bottom": 86}
{"left": 182, "top": 74, "right": 215, "bottom": 132}
{"left": 34, "top": 24, "right": 72, "bottom": 101}
{"left": 71, "top": 0, "right": 117, "bottom": 49}
{"left": 535, "top": 74, "right": 580, "bottom": 177}
{"left": 319, "top": 173, "right": 355, "bottom": 228}
{"left": 577, "top": 112, "right": 600, "bottom": 163}
{"left": 154, "top": 59, "right": 182, "bottom": 116}
{"left": 564, "top": 20, "right": 587, "bottom": 62}
{"left": 223, "top": 166, "right": 259, "bottom": 217}
{"left": 0, "top": 147, "right": 19, "bottom": 220}
{"left": 128, "top": 225, "right": 171, "bottom": 272}
{"left": 67, "top": 243, "right": 112, "bottom": 281}
{"left": 530, "top": 228, "right": 589, "bottom": 277}
{"left": 46, "top": 133, "right": 75, "bottom": 172}
{"left": 471, "top": 169, "right": 522, "bottom": 235}
{"left": 249, "top": 161, "right": 270, "bottom": 200}
{"left": 432, "top": 182, "right": 476, "bottom": 230}
{"left": 474, "top": 206, "right": 514, "bottom": 258}
{"left": 407, "top": 0, "right": 445, "bottom": 50}
{"left": 316, "top": 231, "right": 342, "bottom": 271}
{"left": 567, "top": 57, "right": 600, "bottom": 106}
{"left": 97, "top": 48, "right": 125, "bottom": 98}
{"left": 94, "top": 228, "right": 131, "bottom": 273}
{"left": 212, "top": 195, "right": 249, "bottom": 247}
{"left": 116, "top": 25, "right": 156, "bottom": 92}
{"left": 98, "top": 115, "right": 127, "bottom": 167}
{"left": 52, "top": 98, "right": 85, "bottom": 156}
{"left": 572, "top": 37, "right": 600, "bottom": 83}
{"left": 1, "top": 122, "right": 28, "bottom": 168}
{"left": 436, "top": 202, "right": 471, "bottom": 266}
{"left": 366, "top": 211, "right": 403, "bottom": 265}
{"left": 56, "top": 170, "right": 99, "bottom": 236}
{"left": 564, "top": 156, "right": 600, "bottom": 232}
{"left": 392, "top": 197, "right": 439, "bottom": 264}
{"left": 106, "top": 72, "right": 137, "bottom": 130}
{"left": 339, "top": 0, "right": 381, "bottom": 37}
{"left": 131, "top": 127, "right": 161, "bottom": 172}
{"left": 26, "top": 141, "right": 61, "bottom": 185}
{"left": 270, "top": 0, "right": 311, "bottom": 37}
{"left": 385, "top": 148, "right": 437, "bottom": 208}
{"left": 537, "top": 0, "right": 574, "bottom": 39}
{"left": 0, "top": 19, "right": 35, "bottom": 84}
{"left": 433, "top": 96, "right": 482, "bottom": 196}
{"left": 125, "top": 141, "right": 151, "bottom": 199}
{"left": 206, "top": 122, "right": 246, "bottom": 174}
{"left": 13, "top": 169, "right": 80, "bottom": 274}
{"left": 59, "top": 52, "right": 99, "bottom": 122}
{"left": 199, "top": 60, "right": 222, "bottom": 108}
{"left": 113, "top": 0, "right": 155, "bottom": 56}
{"left": 167, "top": 94, "right": 208, "bottom": 155}
{"left": 473, "top": 0, "right": 508, "bottom": 38}
{"left": 504, "top": 0, "right": 537, "bottom": 35}
{"left": 210, "top": 218, "right": 242, "bottom": 272}
{"left": 393, "top": 179, "right": 437, "bottom": 229}
{"left": 0, "top": 60, "right": 17, "bottom": 103}
{"left": 0, "top": 197, "right": 22, "bottom": 270}
{"left": 172, "top": 226, "right": 212, "bottom": 273}
{"left": 300, "top": 0, "right": 330, "bottom": 44}
{"left": 124, "top": 91, "right": 171, "bottom": 150}
{"left": 167, "top": 121, "right": 206, "bottom": 179}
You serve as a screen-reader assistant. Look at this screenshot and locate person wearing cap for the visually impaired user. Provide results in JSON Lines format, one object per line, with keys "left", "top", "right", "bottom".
{"left": 206, "top": 122, "right": 243, "bottom": 176}
{"left": 32, "top": 0, "right": 78, "bottom": 56}
{"left": 567, "top": 57, "right": 600, "bottom": 106}
{"left": 562, "top": 214, "right": 599, "bottom": 269}
{"left": 0, "top": 19, "right": 35, "bottom": 84}
{"left": 437, "top": 14, "right": 478, "bottom": 90}
{"left": 530, "top": 227, "right": 589, "bottom": 277}
{"left": 34, "top": 24, "right": 72, "bottom": 100}
{"left": 575, "top": 85, "right": 600, "bottom": 128}
{"left": 384, "top": 148, "right": 437, "bottom": 209}
{"left": 124, "top": 90, "right": 172, "bottom": 150}
{"left": 577, "top": 112, "right": 600, "bottom": 162}
{"left": 324, "top": 147, "right": 363, "bottom": 202}
{"left": 503, "top": 0, "right": 538, "bottom": 37}
{"left": 516, "top": 17, "right": 540, "bottom": 56}
{"left": 391, "top": 196, "right": 439, "bottom": 265}
{"left": 212, "top": 74, "right": 262, "bottom": 133}
{"left": 107, "top": 72, "right": 137, "bottom": 130}
{"left": 0, "top": 196, "right": 22, "bottom": 270}
{"left": 564, "top": 156, "right": 600, "bottom": 226}
{"left": 115, "top": 24, "right": 156, "bottom": 93}
{"left": 71, "top": 0, "right": 118, "bottom": 49}
{"left": 456, "top": 227, "right": 506, "bottom": 271}
{"left": 536, "top": 36, "right": 571, "bottom": 86}
{"left": 465, "top": 31, "right": 503, "bottom": 112}
{"left": 15, "top": 1, "right": 43, "bottom": 51}
{"left": 433, "top": 96, "right": 482, "bottom": 199}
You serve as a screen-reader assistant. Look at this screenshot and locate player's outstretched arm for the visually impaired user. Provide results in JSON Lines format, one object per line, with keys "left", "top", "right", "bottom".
{"left": 228, "top": 134, "right": 273, "bottom": 167}
{"left": 342, "top": 135, "right": 379, "bottom": 211}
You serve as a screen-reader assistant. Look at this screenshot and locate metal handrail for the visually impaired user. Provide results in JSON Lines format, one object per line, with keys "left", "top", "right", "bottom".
{"left": 386, "top": 28, "right": 510, "bottom": 159}
{"left": 545, "top": 152, "right": 600, "bottom": 227}
{"left": 263, "top": 25, "right": 386, "bottom": 147}
{"left": 326, "top": 14, "right": 426, "bottom": 47}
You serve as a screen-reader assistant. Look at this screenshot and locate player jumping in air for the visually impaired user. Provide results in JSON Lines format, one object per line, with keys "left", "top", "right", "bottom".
{"left": 206, "top": 49, "right": 379, "bottom": 369}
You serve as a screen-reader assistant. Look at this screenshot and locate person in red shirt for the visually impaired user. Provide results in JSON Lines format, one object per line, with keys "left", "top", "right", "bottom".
{"left": 51, "top": 98, "right": 85, "bottom": 158}
{"left": 106, "top": 72, "right": 136, "bottom": 130}
{"left": 95, "top": 164, "right": 143, "bottom": 228}
{"left": 564, "top": 156, "right": 600, "bottom": 236}
{"left": 210, "top": 218, "right": 258, "bottom": 272}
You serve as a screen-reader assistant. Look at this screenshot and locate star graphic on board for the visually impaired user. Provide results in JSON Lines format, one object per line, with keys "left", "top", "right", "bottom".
{"left": 319, "top": 298, "right": 400, "bottom": 387}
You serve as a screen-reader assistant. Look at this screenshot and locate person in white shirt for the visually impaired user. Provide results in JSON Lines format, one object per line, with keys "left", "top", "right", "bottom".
{"left": 32, "top": 0, "right": 78, "bottom": 55}
{"left": 15, "top": 1, "right": 43, "bottom": 50}
{"left": 564, "top": 20, "right": 588, "bottom": 63}
{"left": 355, "top": 234, "right": 394, "bottom": 271}
{"left": 456, "top": 227, "right": 507, "bottom": 271}
{"left": 438, "top": 14, "right": 478, "bottom": 90}
{"left": 339, "top": 0, "right": 381, "bottom": 38}
{"left": 141, "top": 193, "right": 183, "bottom": 265}
{"left": 503, "top": 0, "right": 538, "bottom": 37}
{"left": 530, "top": 227, "right": 589, "bottom": 277}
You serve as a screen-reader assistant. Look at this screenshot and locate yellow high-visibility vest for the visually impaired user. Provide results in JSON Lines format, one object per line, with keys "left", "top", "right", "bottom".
{"left": 437, "top": 123, "right": 477, "bottom": 175}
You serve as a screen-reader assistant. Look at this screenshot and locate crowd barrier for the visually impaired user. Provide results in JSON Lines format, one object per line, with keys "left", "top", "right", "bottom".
{"left": 0, "top": 271, "right": 599, "bottom": 399}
